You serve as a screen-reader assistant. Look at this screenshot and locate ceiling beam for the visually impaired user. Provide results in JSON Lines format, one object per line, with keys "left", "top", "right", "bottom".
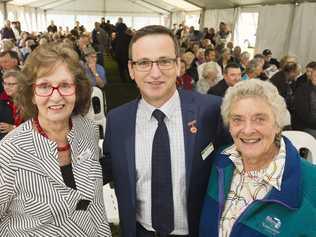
{"left": 36, "top": 0, "right": 66, "bottom": 8}
{"left": 128, "top": 0, "right": 165, "bottom": 14}
{"left": 44, "top": 0, "right": 74, "bottom": 10}
{"left": 27, "top": 0, "right": 55, "bottom": 7}
{"left": 183, "top": 0, "right": 204, "bottom": 9}
{"left": 140, "top": 0, "right": 171, "bottom": 13}
{"left": 46, "top": 9, "right": 162, "bottom": 15}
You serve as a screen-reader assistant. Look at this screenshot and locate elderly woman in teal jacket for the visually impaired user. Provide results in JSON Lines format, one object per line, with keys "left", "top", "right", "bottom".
{"left": 200, "top": 79, "right": 316, "bottom": 237}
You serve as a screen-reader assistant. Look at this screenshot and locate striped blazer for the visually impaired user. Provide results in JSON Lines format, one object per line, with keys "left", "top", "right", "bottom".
{"left": 0, "top": 115, "right": 111, "bottom": 237}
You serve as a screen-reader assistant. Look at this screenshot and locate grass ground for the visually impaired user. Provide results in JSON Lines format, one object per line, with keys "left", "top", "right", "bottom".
{"left": 110, "top": 223, "right": 120, "bottom": 236}
{"left": 104, "top": 54, "right": 121, "bottom": 84}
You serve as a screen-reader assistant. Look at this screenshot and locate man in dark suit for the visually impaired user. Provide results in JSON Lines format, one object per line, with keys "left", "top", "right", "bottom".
{"left": 102, "top": 25, "right": 230, "bottom": 237}
{"left": 208, "top": 62, "right": 241, "bottom": 97}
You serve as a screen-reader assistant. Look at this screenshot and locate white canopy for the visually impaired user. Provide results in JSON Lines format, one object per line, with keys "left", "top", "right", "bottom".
{"left": 1, "top": 0, "right": 316, "bottom": 65}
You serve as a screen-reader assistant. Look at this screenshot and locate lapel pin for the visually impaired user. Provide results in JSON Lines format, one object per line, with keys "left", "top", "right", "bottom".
{"left": 187, "top": 120, "right": 198, "bottom": 134}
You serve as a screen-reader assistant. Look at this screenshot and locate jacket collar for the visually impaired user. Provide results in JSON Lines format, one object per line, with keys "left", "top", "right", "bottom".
{"left": 215, "top": 136, "right": 301, "bottom": 209}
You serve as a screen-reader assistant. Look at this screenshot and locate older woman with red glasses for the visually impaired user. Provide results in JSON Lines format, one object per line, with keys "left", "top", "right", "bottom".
{"left": 0, "top": 70, "right": 23, "bottom": 140}
{"left": 0, "top": 42, "right": 111, "bottom": 236}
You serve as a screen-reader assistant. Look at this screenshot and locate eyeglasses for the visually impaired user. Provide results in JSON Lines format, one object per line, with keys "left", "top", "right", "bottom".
{"left": 2, "top": 82, "right": 17, "bottom": 87}
{"left": 131, "top": 58, "right": 177, "bottom": 72}
{"left": 33, "top": 82, "right": 76, "bottom": 97}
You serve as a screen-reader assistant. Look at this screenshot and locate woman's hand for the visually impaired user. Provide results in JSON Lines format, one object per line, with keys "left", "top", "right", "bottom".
{"left": 88, "top": 61, "right": 97, "bottom": 74}
{"left": 0, "top": 122, "right": 15, "bottom": 133}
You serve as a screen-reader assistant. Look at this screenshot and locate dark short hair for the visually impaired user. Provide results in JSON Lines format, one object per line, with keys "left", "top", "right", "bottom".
{"left": 16, "top": 42, "right": 91, "bottom": 120}
{"left": 0, "top": 50, "right": 19, "bottom": 61}
{"left": 128, "top": 25, "right": 180, "bottom": 60}
{"left": 0, "top": 50, "right": 19, "bottom": 65}
{"left": 283, "top": 62, "right": 299, "bottom": 73}
{"left": 306, "top": 61, "right": 316, "bottom": 69}
{"left": 224, "top": 62, "right": 241, "bottom": 74}
{"left": 204, "top": 48, "right": 215, "bottom": 57}
{"left": 262, "top": 49, "right": 272, "bottom": 56}
{"left": 254, "top": 53, "right": 265, "bottom": 60}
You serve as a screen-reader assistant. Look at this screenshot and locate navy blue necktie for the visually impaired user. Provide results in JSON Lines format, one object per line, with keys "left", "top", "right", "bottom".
{"left": 151, "top": 109, "right": 174, "bottom": 235}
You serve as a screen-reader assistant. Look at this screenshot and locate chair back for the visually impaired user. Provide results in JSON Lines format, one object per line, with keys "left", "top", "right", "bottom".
{"left": 282, "top": 130, "right": 316, "bottom": 164}
{"left": 85, "top": 87, "right": 106, "bottom": 138}
{"left": 103, "top": 184, "right": 119, "bottom": 224}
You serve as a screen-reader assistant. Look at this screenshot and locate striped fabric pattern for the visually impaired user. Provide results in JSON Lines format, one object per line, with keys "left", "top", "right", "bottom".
{"left": 219, "top": 139, "right": 286, "bottom": 237}
{"left": 0, "top": 115, "right": 111, "bottom": 236}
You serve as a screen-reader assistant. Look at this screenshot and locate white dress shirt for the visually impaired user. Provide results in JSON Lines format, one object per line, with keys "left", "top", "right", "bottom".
{"left": 135, "top": 90, "right": 188, "bottom": 235}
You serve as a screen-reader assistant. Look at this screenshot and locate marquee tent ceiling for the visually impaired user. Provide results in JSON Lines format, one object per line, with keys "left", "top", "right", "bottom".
{"left": 3, "top": 0, "right": 316, "bottom": 15}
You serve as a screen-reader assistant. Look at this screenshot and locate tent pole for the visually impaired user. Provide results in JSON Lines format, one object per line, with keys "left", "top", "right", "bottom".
{"left": 199, "top": 8, "right": 205, "bottom": 31}
{"left": 182, "top": 0, "right": 204, "bottom": 9}
{"left": 3, "top": 1, "right": 8, "bottom": 20}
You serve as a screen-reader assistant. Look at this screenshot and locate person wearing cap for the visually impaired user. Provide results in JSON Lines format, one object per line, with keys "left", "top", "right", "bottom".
{"left": 82, "top": 46, "right": 106, "bottom": 88}
{"left": 263, "top": 49, "right": 280, "bottom": 69}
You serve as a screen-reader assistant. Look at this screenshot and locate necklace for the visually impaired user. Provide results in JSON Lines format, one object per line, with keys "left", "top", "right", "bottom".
{"left": 33, "top": 116, "right": 72, "bottom": 152}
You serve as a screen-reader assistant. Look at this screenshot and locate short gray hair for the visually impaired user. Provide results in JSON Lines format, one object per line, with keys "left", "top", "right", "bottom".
{"left": 202, "top": 62, "right": 218, "bottom": 79}
{"left": 221, "top": 80, "right": 290, "bottom": 129}
{"left": 246, "top": 59, "right": 260, "bottom": 74}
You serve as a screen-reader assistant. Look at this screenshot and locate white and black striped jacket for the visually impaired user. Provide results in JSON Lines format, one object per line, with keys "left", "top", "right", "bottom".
{"left": 0, "top": 115, "right": 111, "bottom": 236}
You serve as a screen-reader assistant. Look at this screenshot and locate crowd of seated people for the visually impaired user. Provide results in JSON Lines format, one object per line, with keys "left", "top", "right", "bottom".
{"left": 172, "top": 21, "right": 315, "bottom": 139}
{"left": 0, "top": 18, "right": 315, "bottom": 140}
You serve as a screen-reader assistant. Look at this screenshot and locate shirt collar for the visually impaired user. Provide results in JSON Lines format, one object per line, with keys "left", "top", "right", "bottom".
{"left": 139, "top": 90, "right": 180, "bottom": 122}
{"left": 222, "top": 138, "right": 286, "bottom": 191}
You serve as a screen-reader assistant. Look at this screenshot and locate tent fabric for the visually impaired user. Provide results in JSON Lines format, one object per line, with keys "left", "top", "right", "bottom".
{"left": 203, "top": 8, "right": 235, "bottom": 29}
{"left": 288, "top": 2, "right": 316, "bottom": 66}
{"left": 255, "top": 4, "right": 294, "bottom": 60}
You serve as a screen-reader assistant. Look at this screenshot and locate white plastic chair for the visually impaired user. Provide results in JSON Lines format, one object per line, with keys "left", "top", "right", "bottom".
{"left": 282, "top": 130, "right": 316, "bottom": 164}
{"left": 85, "top": 87, "right": 106, "bottom": 138}
{"left": 103, "top": 184, "right": 120, "bottom": 224}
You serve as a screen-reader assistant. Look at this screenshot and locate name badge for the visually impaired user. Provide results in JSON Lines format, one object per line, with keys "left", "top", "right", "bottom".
{"left": 77, "top": 149, "right": 92, "bottom": 163}
{"left": 201, "top": 142, "right": 214, "bottom": 160}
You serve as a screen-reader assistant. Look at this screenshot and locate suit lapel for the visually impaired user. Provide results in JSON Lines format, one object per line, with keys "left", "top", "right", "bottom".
{"left": 124, "top": 100, "right": 139, "bottom": 206}
{"left": 179, "top": 90, "right": 198, "bottom": 193}
{"left": 33, "top": 128, "right": 65, "bottom": 186}
{"left": 71, "top": 124, "right": 100, "bottom": 201}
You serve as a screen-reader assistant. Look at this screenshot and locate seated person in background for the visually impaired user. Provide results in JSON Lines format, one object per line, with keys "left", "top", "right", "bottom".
{"left": 217, "top": 48, "right": 233, "bottom": 72}
{"left": 270, "top": 62, "right": 300, "bottom": 117}
{"left": 198, "top": 48, "right": 222, "bottom": 82}
{"left": 293, "top": 67, "right": 316, "bottom": 138}
{"left": 241, "top": 58, "right": 263, "bottom": 80}
{"left": 0, "top": 42, "right": 111, "bottom": 236}
{"left": 20, "top": 39, "right": 36, "bottom": 62}
{"left": 0, "top": 50, "right": 20, "bottom": 93}
{"left": 262, "top": 48, "right": 280, "bottom": 69}
{"left": 82, "top": 46, "right": 106, "bottom": 88}
{"left": 0, "top": 50, "right": 20, "bottom": 72}
{"left": 208, "top": 62, "right": 241, "bottom": 97}
{"left": 279, "top": 55, "right": 297, "bottom": 68}
{"left": 232, "top": 46, "right": 241, "bottom": 64}
{"left": 226, "top": 42, "right": 234, "bottom": 53}
{"left": 196, "top": 62, "right": 218, "bottom": 94}
{"left": 239, "top": 51, "right": 250, "bottom": 74}
{"left": 182, "top": 51, "right": 199, "bottom": 83}
{"left": 296, "top": 61, "right": 316, "bottom": 88}
{"left": 74, "top": 32, "right": 90, "bottom": 61}
{"left": 176, "top": 59, "right": 193, "bottom": 90}
{"left": 200, "top": 79, "right": 316, "bottom": 237}
{"left": 0, "top": 70, "right": 22, "bottom": 140}
{"left": 194, "top": 48, "right": 205, "bottom": 66}
{"left": 253, "top": 54, "right": 269, "bottom": 81}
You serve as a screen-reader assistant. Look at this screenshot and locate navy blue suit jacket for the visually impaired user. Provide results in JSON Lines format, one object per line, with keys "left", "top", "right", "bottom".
{"left": 102, "top": 89, "right": 230, "bottom": 237}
